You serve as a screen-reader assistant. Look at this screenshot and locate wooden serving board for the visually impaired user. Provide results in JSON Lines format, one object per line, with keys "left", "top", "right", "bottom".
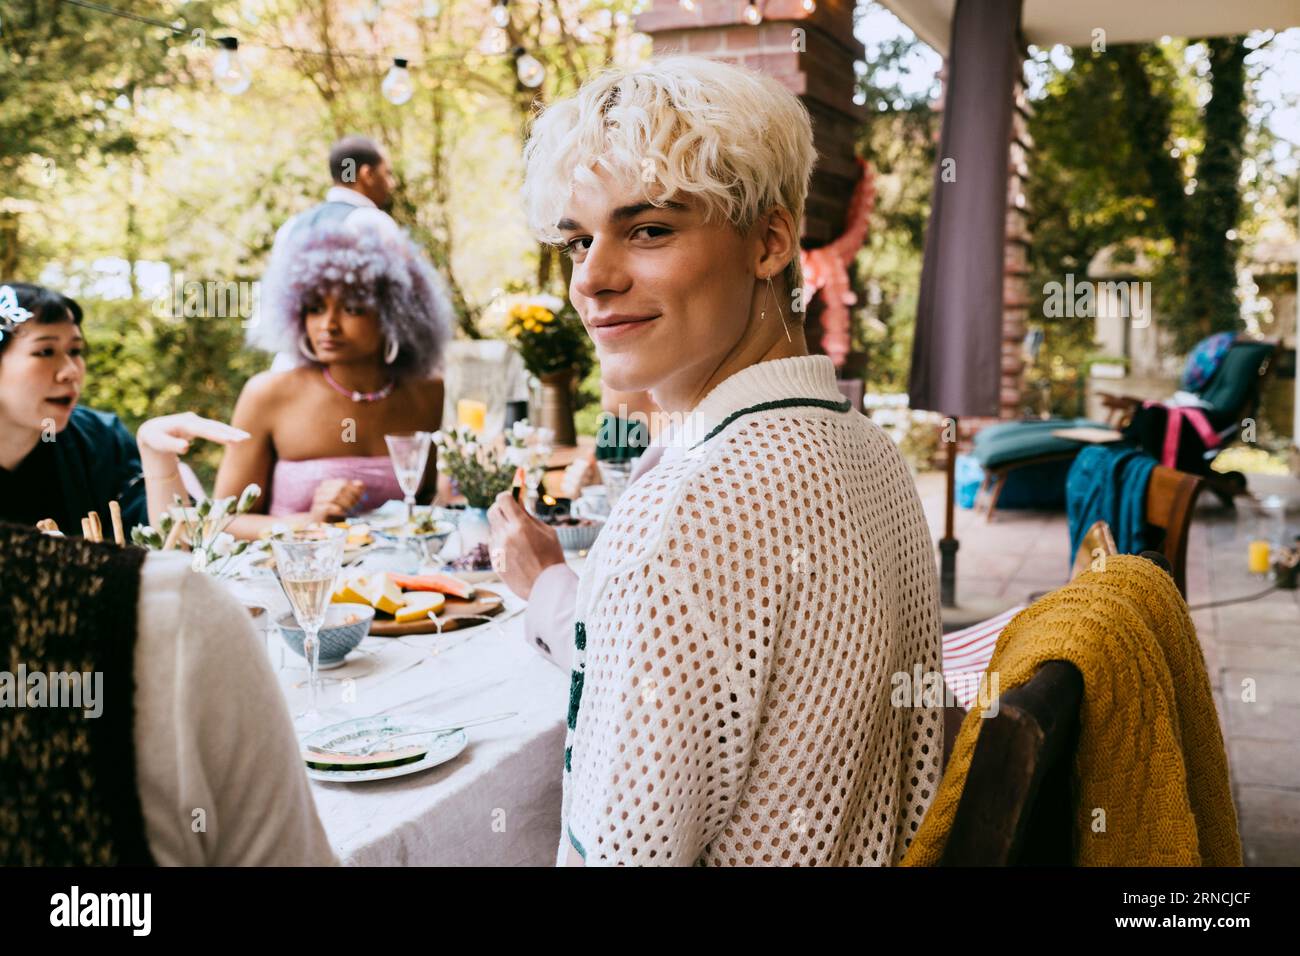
{"left": 368, "top": 588, "right": 505, "bottom": 636}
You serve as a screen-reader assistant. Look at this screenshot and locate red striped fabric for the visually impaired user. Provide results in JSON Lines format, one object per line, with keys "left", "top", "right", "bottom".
{"left": 942, "top": 605, "right": 1024, "bottom": 710}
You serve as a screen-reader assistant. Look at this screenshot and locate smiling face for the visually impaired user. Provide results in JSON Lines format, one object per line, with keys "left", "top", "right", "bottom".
{"left": 0, "top": 318, "right": 85, "bottom": 434}
{"left": 303, "top": 289, "right": 385, "bottom": 366}
{"left": 559, "top": 169, "right": 772, "bottom": 409}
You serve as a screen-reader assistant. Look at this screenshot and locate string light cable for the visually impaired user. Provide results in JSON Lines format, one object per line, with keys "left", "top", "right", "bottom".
{"left": 54, "top": 0, "right": 563, "bottom": 97}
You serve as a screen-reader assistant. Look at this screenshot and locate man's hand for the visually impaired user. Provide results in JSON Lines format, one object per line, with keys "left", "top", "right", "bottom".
{"left": 487, "top": 490, "right": 566, "bottom": 601}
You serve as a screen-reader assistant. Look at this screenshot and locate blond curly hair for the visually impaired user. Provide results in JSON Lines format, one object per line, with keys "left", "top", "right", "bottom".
{"left": 521, "top": 55, "right": 816, "bottom": 293}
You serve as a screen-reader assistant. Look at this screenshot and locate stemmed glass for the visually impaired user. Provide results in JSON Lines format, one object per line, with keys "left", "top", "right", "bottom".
{"left": 386, "top": 431, "right": 432, "bottom": 525}
{"left": 270, "top": 526, "right": 346, "bottom": 725}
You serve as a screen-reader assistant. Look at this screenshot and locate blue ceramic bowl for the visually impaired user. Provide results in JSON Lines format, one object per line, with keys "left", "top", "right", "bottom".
{"left": 278, "top": 603, "right": 374, "bottom": 669}
{"left": 555, "top": 518, "right": 604, "bottom": 553}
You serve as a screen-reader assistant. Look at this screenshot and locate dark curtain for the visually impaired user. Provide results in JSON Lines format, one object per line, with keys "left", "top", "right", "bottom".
{"left": 908, "top": 0, "right": 1024, "bottom": 417}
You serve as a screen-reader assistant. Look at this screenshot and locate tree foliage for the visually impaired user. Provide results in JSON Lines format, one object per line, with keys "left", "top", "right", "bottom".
{"left": 1, "top": 0, "right": 641, "bottom": 475}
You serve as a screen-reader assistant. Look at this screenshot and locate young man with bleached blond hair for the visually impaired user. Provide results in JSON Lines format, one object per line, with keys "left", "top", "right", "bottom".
{"left": 487, "top": 55, "right": 943, "bottom": 866}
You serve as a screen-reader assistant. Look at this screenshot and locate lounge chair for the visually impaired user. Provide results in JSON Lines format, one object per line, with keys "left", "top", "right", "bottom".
{"left": 972, "top": 338, "right": 1278, "bottom": 518}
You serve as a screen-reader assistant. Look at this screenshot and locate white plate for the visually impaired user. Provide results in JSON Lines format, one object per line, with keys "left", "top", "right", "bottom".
{"left": 302, "top": 716, "right": 469, "bottom": 783}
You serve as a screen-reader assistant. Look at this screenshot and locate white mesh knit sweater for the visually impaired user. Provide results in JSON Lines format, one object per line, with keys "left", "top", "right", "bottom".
{"left": 558, "top": 354, "right": 944, "bottom": 866}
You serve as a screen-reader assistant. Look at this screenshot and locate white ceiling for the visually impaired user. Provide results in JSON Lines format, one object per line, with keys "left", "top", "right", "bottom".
{"left": 877, "top": 0, "right": 1300, "bottom": 55}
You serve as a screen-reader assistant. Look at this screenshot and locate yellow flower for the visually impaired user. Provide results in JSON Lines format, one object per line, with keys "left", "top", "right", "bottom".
{"left": 539, "top": 310, "right": 554, "bottom": 323}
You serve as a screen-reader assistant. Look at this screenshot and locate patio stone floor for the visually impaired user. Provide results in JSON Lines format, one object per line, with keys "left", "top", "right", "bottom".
{"left": 914, "top": 470, "right": 1300, "bottom": 865}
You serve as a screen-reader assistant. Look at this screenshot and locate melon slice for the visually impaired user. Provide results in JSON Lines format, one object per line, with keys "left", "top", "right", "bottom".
{"left": 331, "top": 573, "right": 370, "bottom": 605}
{"left": 389, "top": 572, "right": 475, "bottom": 600}
{"left": 395, "top": 591, "right": 446, "bottom": 623}
{"left": 361, "top": 573, "right": 406, "bottom": 615}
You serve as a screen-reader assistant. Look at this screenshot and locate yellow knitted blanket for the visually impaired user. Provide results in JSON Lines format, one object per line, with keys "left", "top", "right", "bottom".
{"left": 903, "top": 554, "right": 1242, "bottom": 866}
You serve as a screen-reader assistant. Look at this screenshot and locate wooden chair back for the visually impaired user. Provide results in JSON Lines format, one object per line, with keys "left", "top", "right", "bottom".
{"left": 1144, "top": 465, "right": 1203, "bottom": 596}
{"left": 1070, "top": 520, "right": 1117, "bottom": 579}
{"left": 1065, "top": 466, "right": 1201, "bottom": 596}
{"left": 939, "top": 660, "right": 1084, "bottom": 865}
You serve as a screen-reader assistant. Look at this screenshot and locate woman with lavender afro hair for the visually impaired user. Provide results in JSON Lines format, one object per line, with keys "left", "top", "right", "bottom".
{"left": 200, "top": 224, "right": 453, "bottom": 538}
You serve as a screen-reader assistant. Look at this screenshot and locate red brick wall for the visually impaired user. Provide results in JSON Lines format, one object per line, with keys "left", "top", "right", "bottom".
{"left": 637, "top": 1, "right": 867, "bottom": 250}
{"left": 1003, "top": 76, "right": 1033, "bottom": 420}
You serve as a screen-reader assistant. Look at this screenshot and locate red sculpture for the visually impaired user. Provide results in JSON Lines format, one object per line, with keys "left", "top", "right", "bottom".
{"left": 798, "top": 157, "right": 875, "bottom": 369}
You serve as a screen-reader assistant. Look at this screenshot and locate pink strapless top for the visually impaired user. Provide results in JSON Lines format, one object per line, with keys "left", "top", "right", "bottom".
{"left": 268, "top": 456, "right": 404, "bottom": 517}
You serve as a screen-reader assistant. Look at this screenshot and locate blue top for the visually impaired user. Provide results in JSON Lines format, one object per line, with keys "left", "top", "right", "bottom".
{"left": 0, "top": 405, "right": 148, "bottom": 537}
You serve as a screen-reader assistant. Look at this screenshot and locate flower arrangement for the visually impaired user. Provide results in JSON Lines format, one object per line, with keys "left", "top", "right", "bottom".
{"left": 433, "top": 427, "right": 518, "bottom": 509}
{"left": 130, "top": 484, "right": 261, "bottom": 577}
{"left": 504, "top": 296, "right": 593, "bottom": 381}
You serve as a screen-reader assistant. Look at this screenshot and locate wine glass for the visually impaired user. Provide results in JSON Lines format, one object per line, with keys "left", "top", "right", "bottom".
{"left": 385, "top": 431, "right": 432, "bottom": 525}
{"left": 270, "top": 526, "right": 346, "bottom": 725}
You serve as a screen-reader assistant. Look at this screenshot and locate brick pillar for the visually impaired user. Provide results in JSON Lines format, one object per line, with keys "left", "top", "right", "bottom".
{"left": 1003, "top": 73, "right": 1033, "bottom": 421}
{"left": 635, "top": 0, "right": 869, "bottom": 369}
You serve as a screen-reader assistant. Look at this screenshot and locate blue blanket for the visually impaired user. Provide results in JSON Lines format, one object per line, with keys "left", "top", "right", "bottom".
{"left": 1066, "top": 444, "right": 1157, "bottom": 562}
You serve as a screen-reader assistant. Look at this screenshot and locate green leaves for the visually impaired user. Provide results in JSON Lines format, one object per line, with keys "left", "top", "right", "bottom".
{"left": 433, "top": 428, "right": 514, "bottom": 509}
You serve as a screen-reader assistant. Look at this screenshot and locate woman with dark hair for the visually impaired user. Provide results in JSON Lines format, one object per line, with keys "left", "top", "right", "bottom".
{"left": 0, "top": 282, "right": 243, "bottom": 536}
{"left": 203, "top": 223, "right": 453, "bottom": 537}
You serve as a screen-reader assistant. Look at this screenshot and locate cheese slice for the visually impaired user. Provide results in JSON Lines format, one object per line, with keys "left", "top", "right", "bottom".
{"left": 361, "top": 574, "right": 406, "bottom": 615}
{"left": 394, "top": 591, "right": 446, "bottom": 624}
{"left": 331, "top": 573, "right": 370, "bottom": 605}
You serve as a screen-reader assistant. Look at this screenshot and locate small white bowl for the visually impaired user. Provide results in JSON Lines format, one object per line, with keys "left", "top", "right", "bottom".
{"left": 554, "top": 518, "right": 604, "bottom": 552}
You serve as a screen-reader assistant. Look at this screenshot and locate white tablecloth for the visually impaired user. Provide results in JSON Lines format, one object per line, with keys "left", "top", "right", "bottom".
{"left": 230, "top": 562, "right": 572, "bottom": 866}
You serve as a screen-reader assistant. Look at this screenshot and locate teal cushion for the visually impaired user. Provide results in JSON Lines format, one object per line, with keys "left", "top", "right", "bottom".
{"left": 1197, "top": 341, "right": 1274, "bottom": 421}
{"left": 973, "top": 417, "right": 1107, "bottom": 469}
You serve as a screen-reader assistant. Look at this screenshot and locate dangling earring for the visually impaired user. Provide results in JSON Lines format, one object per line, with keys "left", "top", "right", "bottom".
{"left": 384, "top": 338, "right": 399, "bottom": 365}
{"left": 298, "top": 331, "right": 319, "bottom": 362}
{"left": 766, "top": 274, "right": 793, "bottom": 344}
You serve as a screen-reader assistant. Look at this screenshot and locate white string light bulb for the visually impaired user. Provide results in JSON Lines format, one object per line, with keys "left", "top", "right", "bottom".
{"left": 514, "top": 47, "right": 545, "bottom": 88}
{"left": 742, "top": 2, "right": 762, "bottom": 26}
{"left": 382, "top": 57, "right": 415, "bottom": 105}
{"left": 801, "top": 0, "right": 816, "bottom": 12}
{"left": 491, "top": 0, "right": 511, "bottom": 28}
{"left": 214, "top": 37, "right": 252, "bottom": 95}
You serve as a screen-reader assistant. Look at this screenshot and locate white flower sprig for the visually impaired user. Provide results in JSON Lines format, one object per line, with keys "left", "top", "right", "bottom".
{"left": 131, "top": 483, "right": 262, "bottom": 577}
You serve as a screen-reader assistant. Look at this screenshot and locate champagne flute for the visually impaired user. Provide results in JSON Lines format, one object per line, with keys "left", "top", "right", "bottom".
{"left": 270, "top": 526, "right": 345, "bottom": 725}
{"left": 386, "top": 431, "right": 432, "bottom": 525}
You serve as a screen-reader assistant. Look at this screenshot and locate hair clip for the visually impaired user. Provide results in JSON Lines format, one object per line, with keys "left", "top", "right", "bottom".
{"left": 0, "top": 285, "right": 34, "bottom": 339}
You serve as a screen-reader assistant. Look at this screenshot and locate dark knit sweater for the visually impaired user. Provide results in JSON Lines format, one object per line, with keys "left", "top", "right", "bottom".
{"left": 0, "top": 524, "right": 154, "bottom": 865}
